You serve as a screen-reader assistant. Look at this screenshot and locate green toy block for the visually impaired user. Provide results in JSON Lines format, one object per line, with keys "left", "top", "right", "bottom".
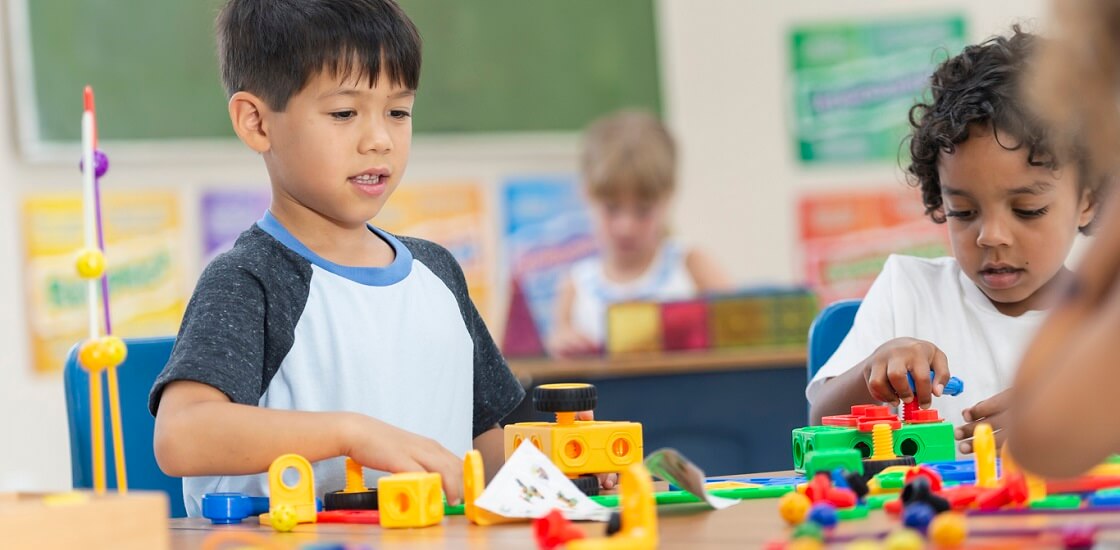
{"left": 876, "top": 471, "right": 905, "bottom": 489}
{"left": 837, "top": 505, "right": 869, "bottom": 521}
{"left": 865, "top": 494, "right": 895, "bottom": 510}
{"left": 892, "top": 422, "right": 956, "bottom": 464}
{"left": 792, "top": 426, "right": 872, "bottom": 472}
{"left": 804, "top": 448, "right": 863, "bottom": 478}
{"left": 793, "top": 420, "right": 956, "bottom": 472}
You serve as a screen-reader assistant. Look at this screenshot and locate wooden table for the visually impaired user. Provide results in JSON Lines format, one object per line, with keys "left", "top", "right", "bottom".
{"left": 505, "top": 347, "right": 809, "bottom": 476}
{"left": 168, "top": 492, "right": 1120, "bottom": 548}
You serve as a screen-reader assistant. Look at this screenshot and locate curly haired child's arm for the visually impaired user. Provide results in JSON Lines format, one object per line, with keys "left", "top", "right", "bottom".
{"left": 684, "top": 248, "right": 734, "bottom": 292}
{"left": 154, "top": 380, "right": 465, "bottom": 504}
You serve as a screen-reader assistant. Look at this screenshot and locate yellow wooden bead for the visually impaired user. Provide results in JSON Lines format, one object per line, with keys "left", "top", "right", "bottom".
{"left": 75, "top": 248, "right": 106, "bottom": 279}
{"left": 77, "top": 336, "right": 127, "bottom": 372}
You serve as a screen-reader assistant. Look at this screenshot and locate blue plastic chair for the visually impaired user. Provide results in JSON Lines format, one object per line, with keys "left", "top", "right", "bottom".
{"left": 806, "top": 299, "right": 862, "bottom": 382}
{"left": 63, "top": 335, "right": 185, "bottom": 518}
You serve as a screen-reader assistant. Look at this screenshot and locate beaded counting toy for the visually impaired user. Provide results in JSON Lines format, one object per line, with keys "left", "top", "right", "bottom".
{"left": 75, "top": 86, "right": 129, "bottom": 495}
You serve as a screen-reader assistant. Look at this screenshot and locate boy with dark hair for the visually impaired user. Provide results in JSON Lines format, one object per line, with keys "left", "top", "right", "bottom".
{"left": 148, "top": 0, "right": 524, "bottom": 516}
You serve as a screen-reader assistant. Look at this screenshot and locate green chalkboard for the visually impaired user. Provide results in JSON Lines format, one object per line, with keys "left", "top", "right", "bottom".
{"left": 18, "top": 0, "right": 661, "bottom": 144}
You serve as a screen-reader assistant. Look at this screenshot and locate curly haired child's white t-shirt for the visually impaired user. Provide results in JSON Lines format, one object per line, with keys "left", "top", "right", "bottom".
{"left": 806, "top": 254, "right": 1046, "bottom": 428}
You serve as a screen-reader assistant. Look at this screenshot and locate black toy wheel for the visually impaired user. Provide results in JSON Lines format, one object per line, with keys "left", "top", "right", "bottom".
{"left": 571, "top": 474, "right": 600, "bottom": 496}
{"left": 533, "top": 383, "right": 597, "bottom": 413}
{"left": 324, "top": 488, "right": 378, "bottom": 511}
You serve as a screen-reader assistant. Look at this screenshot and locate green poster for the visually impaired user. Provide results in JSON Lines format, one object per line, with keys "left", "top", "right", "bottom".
{"left": 791, "top": 15, "right": 967, "bottom": 164}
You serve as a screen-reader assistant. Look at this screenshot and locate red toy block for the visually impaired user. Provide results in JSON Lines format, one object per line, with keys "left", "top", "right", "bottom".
{"left": 1005, "top": 473, "right": 1029, "bottom": 505}
{"left": 905, "top": 465, "right": 943, "bottom": 492}
{"left": 805, "top": 473, "right": 832, "bottom": 503}
{"left": 905, "top": 408, "right": 943, "bottom": 424}
{"left": 661, "top": 300, "right": 710, "bottom": 351}
{"left": 534, "top": 509, "right": 585, "bottom": 550}
{"left": 821, "top": 414, "right": 859, "bottom": 428}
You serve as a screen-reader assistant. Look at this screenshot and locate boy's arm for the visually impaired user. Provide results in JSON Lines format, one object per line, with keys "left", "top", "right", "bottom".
{"left": 684, "top": 248, "right": 735, "bottom": 292}
{"left": 809, "top": 363, "right": 877, "bottom": 423}
{"left": 155, "top": 380, "right": 466, "bottom": 503}
{"left": 472, "top": 425, "right": 505, "bottom": 482}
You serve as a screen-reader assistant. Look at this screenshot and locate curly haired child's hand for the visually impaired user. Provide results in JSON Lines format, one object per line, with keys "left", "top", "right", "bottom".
{"left": 861, "top": 337, "right": 951, "bottom": 408}
{"left": 344, "top": 415, "right": 465, "bottom": 505}
{"left": 956, "top": 390, "right": 1010, "bottom": 454}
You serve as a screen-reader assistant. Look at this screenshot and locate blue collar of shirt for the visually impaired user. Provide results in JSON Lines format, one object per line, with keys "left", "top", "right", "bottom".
{"left": 257, "top": 210, "right": 413, "bottom": 286}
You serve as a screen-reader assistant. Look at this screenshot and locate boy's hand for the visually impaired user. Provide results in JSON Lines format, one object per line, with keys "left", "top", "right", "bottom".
{"left": 860, "top": 337, "right": 950, "bottom": 408}
{"left": 345, "top": 415, "right": 465, "bottom": 505}
{"left": 575, "top": 410, "right": 618, "bottom": 489}
{"left": 956, "top": 390, "right": 1010, "bottom": 454}
{"left": 548, "top": 328, "right": 601, "bottom": 359}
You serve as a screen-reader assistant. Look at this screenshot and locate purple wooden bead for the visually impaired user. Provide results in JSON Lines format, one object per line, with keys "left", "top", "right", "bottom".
{"left": 79, "top": 150, "right": 110, "bottom": 178}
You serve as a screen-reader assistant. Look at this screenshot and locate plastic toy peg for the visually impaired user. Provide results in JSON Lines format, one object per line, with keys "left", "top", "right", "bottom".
{"left": 906, "top": 372, "right": 963, "bottom": 396}
{"left": 324, "top": 457, "right": 378, "bottom": 511}
{"left": 463, "top": 450, "right": 519, "bottom": 526}
{"left": 1060, "top": 524, "right": 1097, "bottom": 549}
{"left": 928, "top": 512, "right": 967, "bottom": 548}
{"left": 808, "top": 503, "right": 838, "bottom": 529}
{"left": 267, "top": 454, "right": 317, "bottom": 528}
{"left": 377, "top": 472, "right": 444, "bottom": 528}
{"left": 901, "top": 502, "right": 934, "bottom": 534}
{"left": 534, "top": 509, "right": 586, "bottom": 550}
{"left": 567, "top": 462, "right": 658, "bottom": 550}
{"left": 75, "top": 248, "right": 106, "bottom": 279}
{"left": 270, "top": 503, "right": 299, "bottom": 532}
{"left": 505, "top": 383, "right": 643, "bottom": 482}
{"left": 779, "top": 492, "right": 812, "bottom": 525}
{"left": 975, "top": 485, "right": 1011, "bottom": 511}
{"left": 972, "top": 423, "right": 997, "bottom": 488}
{"left": 883, "top": 528, "right": 923, "bottom": 550}
{"left": 870, "top": 424, "right": 896, "bottom": 461}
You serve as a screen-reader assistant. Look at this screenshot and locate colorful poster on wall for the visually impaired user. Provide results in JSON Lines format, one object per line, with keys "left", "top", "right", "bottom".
{"left": 798, "top": 188, "right": 951, "bottom": 304}
{"left": 200, "top": 188, "right": 271, "bottom": 264}
{"left": 501, "top": 175, "right": 596, "bottom": 342}
{"left": 377, "top": 182, "right": 493, "bottom": 322}
{"left": 22, "top": 191, "right": 187, "bottom": 374}
{"left": 791, "top": 14, "right": 967, "bottom": 164}
{"left": 200, "top": 183, "right": 494, "bottom": 320}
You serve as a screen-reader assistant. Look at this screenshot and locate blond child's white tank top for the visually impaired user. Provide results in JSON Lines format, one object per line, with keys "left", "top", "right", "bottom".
{"left": 570, "top": 241, "right": 697, "bottom": 346}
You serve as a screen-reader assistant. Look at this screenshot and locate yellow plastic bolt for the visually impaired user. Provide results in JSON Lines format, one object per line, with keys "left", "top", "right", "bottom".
{"left": 870, "top": 423, "right": 897, "bottom": 460}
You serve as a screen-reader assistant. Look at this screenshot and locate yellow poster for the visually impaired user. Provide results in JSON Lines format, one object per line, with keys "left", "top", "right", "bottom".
{"left": 376, "top": 182, "right": 493, "bottom": 322}
{"left": 23, "top": 191, "right": 187, "bottom": 374}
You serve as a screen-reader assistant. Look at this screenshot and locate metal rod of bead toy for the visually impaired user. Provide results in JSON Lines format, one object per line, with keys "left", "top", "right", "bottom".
{"left": 81, "top": 106, "right": 106, "bottom": 494}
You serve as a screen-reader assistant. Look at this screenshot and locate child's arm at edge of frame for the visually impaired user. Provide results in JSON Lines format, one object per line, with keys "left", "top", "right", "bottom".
{"left": 685, "top": 248, "right": 735, "bottom": 293}
{"left": 154, "top": 379, "right": 466, "bottom": 503}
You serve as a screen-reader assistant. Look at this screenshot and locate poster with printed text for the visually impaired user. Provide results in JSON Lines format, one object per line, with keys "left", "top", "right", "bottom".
{"left": 23, "top": 191, "right": 187, "bottom": 374}
{"left": 791, "top": 14, "right": 967, "bottom": 164}
{"left": 501, "top": 175, "right": 597, "bottom": 341}
{"left": 798, "top": 188, "right": 951, "bottom": 304}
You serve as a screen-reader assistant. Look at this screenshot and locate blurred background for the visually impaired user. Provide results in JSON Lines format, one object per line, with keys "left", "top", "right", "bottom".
{"left": 0, "top": 0, "right": 1053, "bottom": 490}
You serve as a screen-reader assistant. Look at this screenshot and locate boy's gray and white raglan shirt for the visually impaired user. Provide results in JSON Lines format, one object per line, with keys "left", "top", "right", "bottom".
{"left": 149, "top": 212, "right": 525, "bottom": 517}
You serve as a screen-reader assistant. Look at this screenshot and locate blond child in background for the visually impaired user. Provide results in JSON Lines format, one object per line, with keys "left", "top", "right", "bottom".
{"left": 548, "top": 110, "right": 733, "bottom": 358}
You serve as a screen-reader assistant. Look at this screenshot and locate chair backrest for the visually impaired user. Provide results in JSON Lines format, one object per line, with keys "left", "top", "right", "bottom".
{"left": 807, "top": 299, "right": 862, "bottom": 382}
{"left": 63, "top": 335, "right": 185, "bottom": 518}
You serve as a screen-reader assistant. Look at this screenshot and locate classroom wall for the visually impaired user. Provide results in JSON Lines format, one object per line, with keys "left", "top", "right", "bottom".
{"left": 0, "top": 0, "right": 1048, "bottom": 491}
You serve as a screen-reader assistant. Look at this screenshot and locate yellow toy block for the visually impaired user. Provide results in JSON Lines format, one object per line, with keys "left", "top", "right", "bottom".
{"left": 263, "top": 454, "right": 316, "bottom": 530}
{"left": 463, "top": 450, "right": 520, "bottom": 526}
{"left": 505, "top": 420, "right": 643, "bottom": 476}
{"left": 568, "top": 462, "right": 658, "bottom": 550}
{"left": 606, "top": 302, "right": 662, "bottom": 355}
{"left": 378, "top": 472, "right": 444, "bottom": 528}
